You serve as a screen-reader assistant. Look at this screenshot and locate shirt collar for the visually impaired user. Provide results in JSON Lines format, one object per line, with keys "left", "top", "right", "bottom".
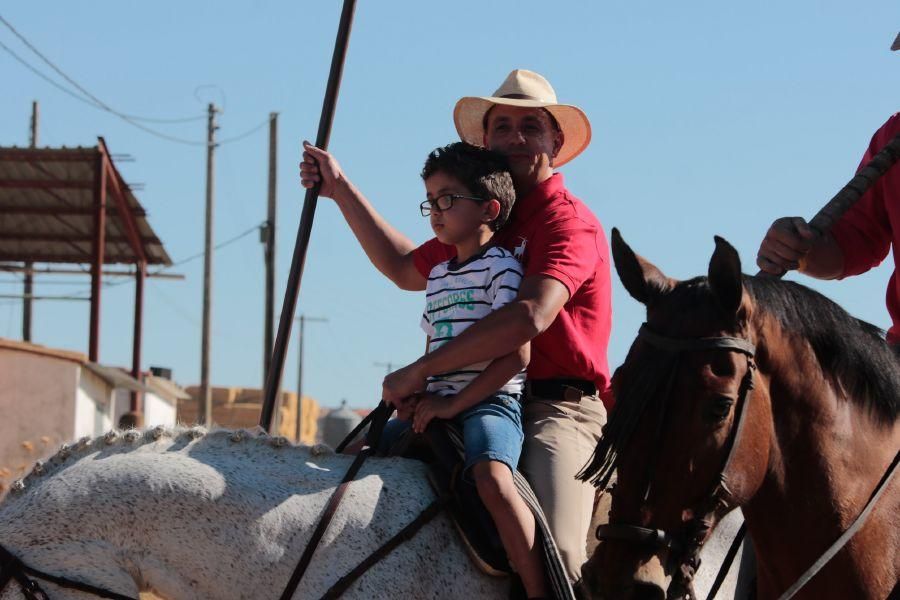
{"left": 511, "top": 172, "right": 566, "bottom": 224}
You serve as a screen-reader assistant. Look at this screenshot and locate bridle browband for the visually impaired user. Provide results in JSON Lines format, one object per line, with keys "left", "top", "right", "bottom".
{"left": 595, "top": 324, "right": 757, "bottom": 600}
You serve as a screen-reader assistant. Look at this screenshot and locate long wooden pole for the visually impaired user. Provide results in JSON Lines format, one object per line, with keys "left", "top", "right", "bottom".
{"left": 263, "top": 112, "right": 278, "bottom": 387}
{"left": 131, "top": 260, "right": 145, "bottom": 414}
{"left": 260, "top": 0, "right": 357, "bottom": 432}
{"left": 200, "top": 103, "right": 218, "bottom": 424}
{"left": 806, "top": 133, "right": 900, "bottom": 236}
{"left": 23, "top": 100, "right": 38, "bottom": 342}
{"left": 762, "top": 132, "right": 900, "bottom": 277}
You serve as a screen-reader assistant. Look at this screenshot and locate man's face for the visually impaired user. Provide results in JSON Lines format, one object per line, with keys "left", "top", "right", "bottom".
{"left": 483, "top": 105, "right": 563, "bottom": 182}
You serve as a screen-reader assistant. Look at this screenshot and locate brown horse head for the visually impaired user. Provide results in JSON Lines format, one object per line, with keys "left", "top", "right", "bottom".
{"left": 581, "top": 229, "right": 900, "bottom": 600}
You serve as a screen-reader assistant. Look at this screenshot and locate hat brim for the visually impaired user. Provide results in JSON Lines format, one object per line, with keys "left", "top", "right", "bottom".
{"left": 453, "top": 96, "right": 592, "bottom": 167}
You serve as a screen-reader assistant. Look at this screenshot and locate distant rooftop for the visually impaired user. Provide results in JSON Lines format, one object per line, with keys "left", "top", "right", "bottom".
{"left": 0, "top": 138, "right": 171, "bottom": 266}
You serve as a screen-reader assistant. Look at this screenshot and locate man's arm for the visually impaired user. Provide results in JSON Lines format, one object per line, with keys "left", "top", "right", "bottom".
{"left": 383, "top": 275, "right": 569, "bottom": 402}
{"left": 756, "top": 216, "right": 845, "bottom": 278}
{"left": 412, "top": 344, "right": 529, "bottom": 433}
{"left": 300, "top": 142, "right": 426, "bottom": 291}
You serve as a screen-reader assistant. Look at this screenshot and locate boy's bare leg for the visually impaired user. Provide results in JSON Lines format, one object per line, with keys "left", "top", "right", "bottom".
{"left": 473, "top": 461, "right": 547, "bottom": 598}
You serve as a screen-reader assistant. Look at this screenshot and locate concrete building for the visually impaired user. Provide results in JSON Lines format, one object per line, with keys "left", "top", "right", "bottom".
{"left": 0, "top": 338, "right": 185, "bottom": 496}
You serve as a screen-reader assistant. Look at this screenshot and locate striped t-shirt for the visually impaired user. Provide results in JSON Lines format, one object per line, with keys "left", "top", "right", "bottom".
{"left": 421, "top": 245, "right": 525, "bottom": 396}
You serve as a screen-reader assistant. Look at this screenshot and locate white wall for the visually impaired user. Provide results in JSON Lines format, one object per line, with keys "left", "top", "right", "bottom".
{"left": 75, "top": 369, "right": 113, "bottom": 438}
{"left": 144, "top": 392, "right": 177, "bottom": 427}
{"left": 113, "top": 388, "right": 177, "bottom": 428}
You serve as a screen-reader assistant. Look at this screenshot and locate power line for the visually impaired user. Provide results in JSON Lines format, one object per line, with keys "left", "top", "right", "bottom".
{"left": 152, "top": 221, "right": 266, "bottom": 274}
{"left": 0, "top": 14, "right": 204, "bottom": 125}
{"left": 0, "top": 221, "right": 265, "bottom": 307}
{"left": 0, "top": 15, "right": 272, "bottom": 147}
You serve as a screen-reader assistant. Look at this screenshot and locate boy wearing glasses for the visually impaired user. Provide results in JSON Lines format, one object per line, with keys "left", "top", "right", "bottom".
{"left": 391, "top": 141, "right": 546, "bottom": 597}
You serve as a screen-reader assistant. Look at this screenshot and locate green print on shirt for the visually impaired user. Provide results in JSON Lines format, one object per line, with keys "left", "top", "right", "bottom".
{"left": 434, "top": 321, "right": 453, "bottom": 340}
{"left": 427, "top": 289, "right": 477, "bottom": 316}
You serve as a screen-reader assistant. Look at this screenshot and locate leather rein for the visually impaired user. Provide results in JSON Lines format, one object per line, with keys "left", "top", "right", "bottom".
{"left": 596, "top": 324, "right": 900, "bottom": 600}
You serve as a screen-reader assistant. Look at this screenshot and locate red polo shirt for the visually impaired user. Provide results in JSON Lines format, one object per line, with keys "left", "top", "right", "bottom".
{"left": 831, "top": 113, "right": 900, "bottom": 344}
{"left": 413, "top": 173, "right": 613, "bottom": 405}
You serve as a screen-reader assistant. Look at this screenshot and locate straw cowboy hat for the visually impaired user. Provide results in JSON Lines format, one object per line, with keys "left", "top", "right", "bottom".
{"left": 453, "top": 69, "right": 591, "bottom": 167}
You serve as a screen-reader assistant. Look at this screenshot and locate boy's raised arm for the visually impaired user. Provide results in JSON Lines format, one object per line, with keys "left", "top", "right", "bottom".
{"left": 300, "top": 142, "right": 427, "bottom": 291}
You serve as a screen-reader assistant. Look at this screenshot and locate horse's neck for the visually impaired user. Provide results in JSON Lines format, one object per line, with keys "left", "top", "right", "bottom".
{"left": 743, "top": 323, "right": 896, "bottom": 597}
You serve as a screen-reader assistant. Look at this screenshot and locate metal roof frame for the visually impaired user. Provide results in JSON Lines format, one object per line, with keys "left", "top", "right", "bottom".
{"left": 0, "top": 138, "right": 174, "bottom": 418}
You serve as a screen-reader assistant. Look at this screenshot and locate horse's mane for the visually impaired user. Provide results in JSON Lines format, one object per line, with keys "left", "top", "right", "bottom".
{"left": 744, "top": 275, "right": 900, "bottom": 424}
{"left": 6, "top": 426, "right": 333, "bottom": 497}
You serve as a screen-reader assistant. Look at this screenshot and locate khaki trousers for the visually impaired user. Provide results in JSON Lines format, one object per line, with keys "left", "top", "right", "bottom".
{"left": 519, "top": 391, "right": 607, "bottom": 583}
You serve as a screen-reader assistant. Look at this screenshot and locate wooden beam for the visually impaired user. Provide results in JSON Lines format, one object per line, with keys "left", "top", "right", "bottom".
{"left": 0, "top": 148, "right": 98, "bottom": 162}
{"left": 0, "top": 293, "right": 90, "bottom": 302}
{"left": 99, "top": 138, "right": 147, "bottom": 262}
{"left": 0, "top": 264, "right": 182, "bottom": 279}
{"left": 0, "top": 179, "right": 92, "bottom": 189}
{"left": 0, "top": 253, "right": 163, "bottom": 264}
{"left": 0, "top": 206, "right": 146, "bottom": 216}
{"left": 0, "top": 232, "right": 161, "bottom": 244}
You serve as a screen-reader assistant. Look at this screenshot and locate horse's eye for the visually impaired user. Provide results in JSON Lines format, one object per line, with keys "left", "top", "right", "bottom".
{"left": 709, "top": 396, "right": 734, "bottom": 421}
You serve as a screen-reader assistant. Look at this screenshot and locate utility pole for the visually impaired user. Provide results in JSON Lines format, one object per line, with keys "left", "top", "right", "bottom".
{"left": 374, "top": 361, "right": 394, "bottom": 376}
{"left": 199, "top": 103, "right": 218, "bottom": 425}
{"left": 23, "top": 100, "right": 38, "bottom": 342}
{"left": 263, "top": 112, "right": 278, "bottom": 387}
{"left": 296, "top": 314, "right": 327, "bottom": 443}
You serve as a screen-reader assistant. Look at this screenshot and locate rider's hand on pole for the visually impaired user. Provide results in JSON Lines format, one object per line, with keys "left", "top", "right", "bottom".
{"left": 299, "top": 141, "right": 346, "bottom": 199}
{"left": 756, "top": 216, "right": 815, "bottom": 275}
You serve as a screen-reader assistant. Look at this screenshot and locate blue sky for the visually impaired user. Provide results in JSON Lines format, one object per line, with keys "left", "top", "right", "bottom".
{"left": 1, "top": 2, "right": 897, "bottom": 410}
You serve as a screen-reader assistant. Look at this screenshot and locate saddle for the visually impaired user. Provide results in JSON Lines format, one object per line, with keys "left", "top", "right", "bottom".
{"left": 381, "top": 421, "right": 512, "bottom": 577}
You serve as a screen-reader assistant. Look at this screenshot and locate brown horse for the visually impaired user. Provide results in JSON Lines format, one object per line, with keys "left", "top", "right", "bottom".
{"left": 579, "top": 230, "right": 899, "bottom": 600}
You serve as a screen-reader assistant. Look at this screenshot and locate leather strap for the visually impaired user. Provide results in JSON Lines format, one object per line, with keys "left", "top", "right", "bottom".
{"left": 279, "top": 400, "right": 391, "bottom": 600}
{"left": 527, "top": 378, "right": 596, "bottom": 398}
{"left": 0, "top": 543, "right": 137, "bottom": 600}
{"left": 704, "top": 521, "right": 746, "bottom": 600}
{"left": 775, "top": 449, "right": 900, "bottom": 600}
{"left": 639, "top": 324, "right": 756, "bottom": 357}
{"left": 317, "top": 496, "right": 448, "bottom": 600}
{"left": 595, "top": 524, "right": 682, "bottom": 552}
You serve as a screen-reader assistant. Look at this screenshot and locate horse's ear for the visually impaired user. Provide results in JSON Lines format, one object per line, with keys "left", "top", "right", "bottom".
{"left": 611, "top": 228, "right": 672, "bottom": 305}
{"left": 708, "top": 236, "right": 743, "bottom": 315}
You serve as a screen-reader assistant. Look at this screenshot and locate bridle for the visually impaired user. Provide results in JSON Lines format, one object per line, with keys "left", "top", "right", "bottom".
{"left": 595, "top": 323, "right": 900, "bottom": 600}
{"left": 595, "top": 323, "right": 757, "bottom": 600}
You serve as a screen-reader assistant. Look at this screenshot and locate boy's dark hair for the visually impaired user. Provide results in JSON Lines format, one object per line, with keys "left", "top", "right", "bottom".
{"left": 421, "top": 142, "right": 516, "bottom": 231}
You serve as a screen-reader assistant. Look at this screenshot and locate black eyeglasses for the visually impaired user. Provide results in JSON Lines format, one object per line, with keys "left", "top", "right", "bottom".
{"left": 419, "top": 193, "right": 487, "bottom": 216}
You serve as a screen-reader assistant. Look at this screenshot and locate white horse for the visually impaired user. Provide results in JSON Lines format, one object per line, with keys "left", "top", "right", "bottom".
{"left": 0, "top": 427, "right": 745, "bottom": 599}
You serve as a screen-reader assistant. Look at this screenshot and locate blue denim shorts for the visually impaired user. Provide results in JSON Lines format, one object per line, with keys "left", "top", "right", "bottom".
{"left": 377, "top": 392, "right": 524, "bottom": 473}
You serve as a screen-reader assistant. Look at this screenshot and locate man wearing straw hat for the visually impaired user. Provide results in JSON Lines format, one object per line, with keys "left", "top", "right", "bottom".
{"left": 756, "top": 34, "right": 900, "bottom": 350}
{"left": 300, "top": 69, "right": 611, "bottom": 582}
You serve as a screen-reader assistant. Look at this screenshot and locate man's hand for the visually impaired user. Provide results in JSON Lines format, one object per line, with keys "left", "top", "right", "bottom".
{"left": 412, "top": 393, "right": 458, "bottom": 433}
{"left": 382, "top": 360, "right": 428, "bottom": 405}
{"left": 757, "top": 216, "right": 816, "bottom": 275}
{"left": 299, "top": 141, "right": 346, "bottom": 199}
